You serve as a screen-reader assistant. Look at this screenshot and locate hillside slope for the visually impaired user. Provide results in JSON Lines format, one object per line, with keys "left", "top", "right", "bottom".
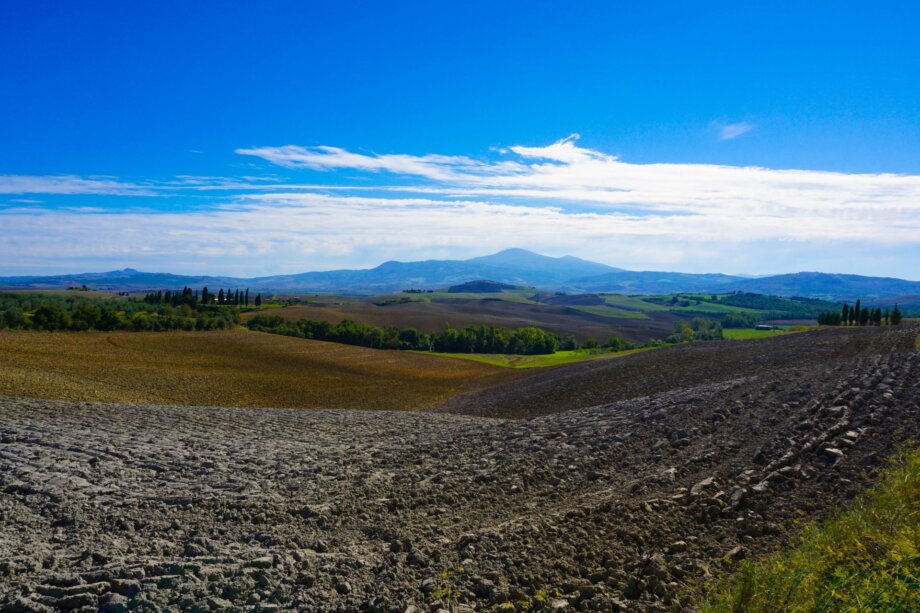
{"left": 439, "top": 325, "right": 916, "bottom": 418}
{"left": 1, "top": 326, "right": 917, "bottom": 610}
{"left": 0, "top": 330, "right": 512, "bottom": 410}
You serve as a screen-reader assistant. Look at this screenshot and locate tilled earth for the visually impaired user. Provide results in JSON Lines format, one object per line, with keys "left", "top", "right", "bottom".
{"left": 440, "top": 325, "right": 912, "bottom": 418}
{"left": 1, "top": 326, "right": 919, "bottom": 612}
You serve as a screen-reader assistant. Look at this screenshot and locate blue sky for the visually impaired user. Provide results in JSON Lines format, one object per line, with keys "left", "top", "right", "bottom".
{"left": 2, "top": 1, "right": 919, "bottom": 278}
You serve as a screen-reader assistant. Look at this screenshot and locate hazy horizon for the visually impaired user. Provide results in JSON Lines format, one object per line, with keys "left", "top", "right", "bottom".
{"left": 3, "top": 246, "right": 920, "bottom": 283}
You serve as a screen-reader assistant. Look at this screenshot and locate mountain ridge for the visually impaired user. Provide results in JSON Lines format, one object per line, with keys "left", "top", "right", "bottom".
{"left": 2, "top": 248, "right": 918, "bottom": 300}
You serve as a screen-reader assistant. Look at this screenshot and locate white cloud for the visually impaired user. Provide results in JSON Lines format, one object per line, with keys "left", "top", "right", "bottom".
{"left": 0, "top": 175, "right": 154, "bottom": 196}
{"left": 235, "top": 145, "right": 522, "bottom": 182}
{"left": 2, "top": 137, "right": 920, "bottom": 278}
{"left": 715, "top": 122, "right": 755, "bottom": 141}
{"left": 234, "top": 136, "right": 920, "bottom": 244}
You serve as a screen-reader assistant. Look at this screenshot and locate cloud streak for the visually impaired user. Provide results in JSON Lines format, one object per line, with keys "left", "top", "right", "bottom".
{"left": 716, "top": 122, "right": 755, "bottom": 140}
{"left": 2, "top": 136, "right": 920, "bottom": 277}
{"left": 0, "top": 175, "right": 155, "bottom": 196}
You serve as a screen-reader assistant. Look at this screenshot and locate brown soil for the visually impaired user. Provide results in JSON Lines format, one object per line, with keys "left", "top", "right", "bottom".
{"left": 1, "top": 325, "right": 918, "bottom": 611}
{"left": 439, "top": 325, "right": 916, "bottom": 418}
{"left": 0, "top": 330, "right": 512, "bottom": 411}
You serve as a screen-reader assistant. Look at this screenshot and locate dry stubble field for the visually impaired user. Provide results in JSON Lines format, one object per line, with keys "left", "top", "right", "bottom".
{"left": 0, "top": 330, "right": 516, "bottom": 410}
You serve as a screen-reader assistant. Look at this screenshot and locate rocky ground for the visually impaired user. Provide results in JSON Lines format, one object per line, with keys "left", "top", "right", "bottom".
{"left": 1, "top": 325, "right": 918, "bottom": 612}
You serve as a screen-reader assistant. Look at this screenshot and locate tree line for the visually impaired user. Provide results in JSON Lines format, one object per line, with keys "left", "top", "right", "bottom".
{"left": 667, "top": 318, "right": 724, "bottom": 342}
{"left": 244, "top": 314, "right": 724, "bottom": 355}
{"left": 142, "top": 286, "right": 263, "bottom": 308}
{"left": 0, "top": 293, "right": 240, "bottom": 332}
{"left": 246, "top": 315, "right": 574, "bottom": 354}
{"left": 816, "top": 299, "right": 902, "bottom": 326}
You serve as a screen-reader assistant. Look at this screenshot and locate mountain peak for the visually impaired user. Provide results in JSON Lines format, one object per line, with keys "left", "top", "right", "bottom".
{"left": 491, "top": 247, "right": 541, "bottom": 257}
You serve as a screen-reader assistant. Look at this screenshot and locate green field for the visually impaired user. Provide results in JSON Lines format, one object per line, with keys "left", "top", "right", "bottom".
{"left": 418, "top": 347, "right": 654, "bottom": 368}
{"left": 666, "top": 301, "right": 758, "bottom": 315}
{"left": 723, "top": 326, "right": 815, "bottom": 340}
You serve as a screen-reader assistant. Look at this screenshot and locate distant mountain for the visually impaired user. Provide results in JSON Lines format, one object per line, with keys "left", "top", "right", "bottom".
{"left": 466, "top": 248, "right": 619, "bottom": 279}
{"left": 570, "top": 270, "right": 920, "bottom": 301}
{"left": 725, "top": 272, "right": 920, "bottom": 302}
{"left": 570, "top": 270, "right": 743, "bottom": 294}
{"left": 0, "top": 268, "right": 242, "bottom": 291}
{"left": 2, "top": 251, "right": 918, "bottom": 300}
{"left": 0, "top": 249, "right": 620, "bottom": 295}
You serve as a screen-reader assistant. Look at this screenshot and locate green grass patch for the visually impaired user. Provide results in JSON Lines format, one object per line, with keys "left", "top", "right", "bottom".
{"left": 702, "top": 445, "right": 920, "bottom": 612}
{"left": 723, "top": 326, "right": 815, "bottom": 340}
{"left": 417, "top": 347, "right": 654, "bottom": 369}
{"left": 723, "top": 328, "right": 781, "bottom": 340}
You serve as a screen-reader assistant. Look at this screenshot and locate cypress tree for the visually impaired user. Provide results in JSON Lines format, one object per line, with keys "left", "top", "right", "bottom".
{"left": 245, "top": 289, "right": 249, "bottom": 307}
{"left": 891, "top": 304, "right": 902, "bottom": 325}
{"left": 859, "top": 306, "right": 869, "bottom": 326}
{"left": 841, "top": 303, "right": 849, "bottom": 326}
{"left": 218, "top": 289, "right": 225, "bottom": 305}
{"left": 853, "top": 299, "right": 861, "bottom": 325}
{"left": 202, "top": 286, "right": 210, "bottom": 304}
{"left": 255, "top": 293, "right": 262, "bottom": 307}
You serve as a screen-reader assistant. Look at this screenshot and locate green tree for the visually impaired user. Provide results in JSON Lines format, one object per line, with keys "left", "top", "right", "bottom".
{"left": 891, "top": 304, "right": 902, "bottom": 325}
{"left": 603, "top": 336, "right": 634, "bottom": 351}
{"left": 0, "top": 307, "right": 25, "bottom": 329}
{"left": 255, "top": 293, "right": 262, "bottom": 307}
{"left": 31, "top": 305, "right": 72, "bottom": 331}
{"left": 871, "top": 308, "right": 882, "bottom": 325}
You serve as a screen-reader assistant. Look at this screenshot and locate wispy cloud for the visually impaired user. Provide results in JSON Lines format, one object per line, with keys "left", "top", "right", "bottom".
{"left": 715, "top": 122, "right": 755, "bottom": 141}
{"left": 236, "top": 145, "right": 527, "bottom": 182}
{"left": 0, "top": 175, "right": 155, "bottom": 196}
{"left": 2, "top": 136, "right": 920, "bottom": 278}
